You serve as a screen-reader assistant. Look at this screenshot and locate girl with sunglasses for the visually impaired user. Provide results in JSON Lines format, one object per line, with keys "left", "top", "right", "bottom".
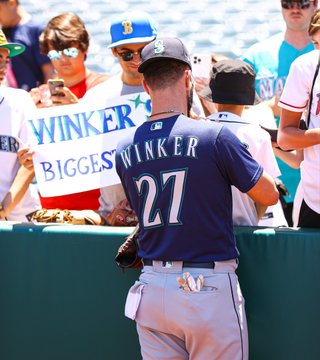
{"left": 25, "top": 12, "right": 110, "bottom": 211}
{"left": 30, "top": 12, "right": 109, "bottom": 108}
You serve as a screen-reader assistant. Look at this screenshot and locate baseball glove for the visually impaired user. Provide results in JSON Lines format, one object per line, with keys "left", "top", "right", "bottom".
{"left": 115, "top": 224, "right": 142, "bottom": 269}
{"left": 106, "top": 199, "right": 138, "bottom": 226}
{"left": 28, "top": 209, "right": 106, "bottom": 225}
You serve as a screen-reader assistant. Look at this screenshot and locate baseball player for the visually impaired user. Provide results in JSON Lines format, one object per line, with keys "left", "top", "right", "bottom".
{"left": 115, "top": 37, "right": 279, "bottom": 359}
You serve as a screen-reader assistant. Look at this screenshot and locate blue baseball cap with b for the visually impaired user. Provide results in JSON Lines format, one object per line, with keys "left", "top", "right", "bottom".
{"left": 108, "top": 11, "right": 157, "bottom": 48}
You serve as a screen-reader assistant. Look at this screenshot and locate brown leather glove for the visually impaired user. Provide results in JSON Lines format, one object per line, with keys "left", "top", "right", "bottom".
{"left": 115, "top": 224, "right": 142, "bottom": 269}
{"left": 106, "top": 199, "right": 138, "bottom": 226}
{"left": 28, "top": 209, "right": 106, "bottom": 225}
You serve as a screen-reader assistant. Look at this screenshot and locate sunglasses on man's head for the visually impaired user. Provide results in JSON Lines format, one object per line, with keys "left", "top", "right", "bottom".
{"left": 47, "top": 47, "right": 79, "bottom": 61}
{"left": 281, "top": 0, "right": 313, "bottom": 9}
{"left": 115, "top": 49, "right": 143, "bottom": 62}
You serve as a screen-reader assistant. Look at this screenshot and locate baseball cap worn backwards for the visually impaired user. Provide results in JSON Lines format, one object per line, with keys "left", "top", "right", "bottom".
{"left": 0, "top": 29, "right": 25, "bottom": 57}
{"left": 199, "top": 59, "right": 261, "bottom": 106}
{"left": 108, "top": 11, "right": 157, "bottom": 48}
{"left": 138, "top": 37, "right": 192, "bottom": 73}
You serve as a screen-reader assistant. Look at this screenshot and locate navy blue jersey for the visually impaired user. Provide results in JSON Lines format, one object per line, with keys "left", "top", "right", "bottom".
{"left": 116, "top": 115, "right": 263, "bottom": 262}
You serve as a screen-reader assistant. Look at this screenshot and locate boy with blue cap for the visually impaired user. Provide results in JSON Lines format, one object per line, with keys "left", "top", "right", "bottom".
{"left": 82, "top": 11, "right": 158, "bottom": 220}
{"left": 82, "top": 11, "right": 204, "bottom": 222}
{"left": 83, "top": 10, "right": 157, "bottom": 102}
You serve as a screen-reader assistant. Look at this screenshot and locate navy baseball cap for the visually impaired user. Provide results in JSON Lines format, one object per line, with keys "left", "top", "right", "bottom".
{"left": 199, "top": 59, "right": 261, "bottom": 106}
{"left": 108, "top": 11, "right": 157, "bottom": 48}
{"left": 138, "top": 37, "right": 192, "bottom": 73}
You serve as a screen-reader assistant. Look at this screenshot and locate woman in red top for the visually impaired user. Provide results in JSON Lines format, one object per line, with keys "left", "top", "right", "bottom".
{"left": 28, "top": 13, "right": 110, "bottom": 210}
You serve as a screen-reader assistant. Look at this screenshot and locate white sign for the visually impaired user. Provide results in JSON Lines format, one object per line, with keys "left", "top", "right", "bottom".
{"left": 26, "top": 93, "right": 151, "bottom": 197}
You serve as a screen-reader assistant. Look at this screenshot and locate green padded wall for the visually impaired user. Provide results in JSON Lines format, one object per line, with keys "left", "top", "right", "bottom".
{"left": 0, "top": 223, "right": 319, "bottom": 360}
{"left": 0, "top": 224, "right": 140, "bottom": 360}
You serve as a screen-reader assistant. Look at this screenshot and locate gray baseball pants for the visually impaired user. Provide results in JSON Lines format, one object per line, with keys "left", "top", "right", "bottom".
{"left": 125, "top": 259, "right": 248, "bottom": 360}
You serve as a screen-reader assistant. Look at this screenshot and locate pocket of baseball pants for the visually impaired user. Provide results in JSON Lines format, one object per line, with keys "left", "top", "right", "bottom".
{"left": 124, "top": 281, "right": 145, "bottom": 320}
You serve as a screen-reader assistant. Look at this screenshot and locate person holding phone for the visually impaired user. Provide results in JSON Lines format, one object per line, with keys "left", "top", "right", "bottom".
{"left": 29, "top": 12, "right": 109, "bottom": 107}
{"left": 21, "top": 13, "right": 110, "bottom": 211}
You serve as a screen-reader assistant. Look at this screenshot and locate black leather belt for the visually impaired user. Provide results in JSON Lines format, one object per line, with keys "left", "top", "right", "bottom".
{"left": 143, "top": 260, "right": 215, "bottom": 269}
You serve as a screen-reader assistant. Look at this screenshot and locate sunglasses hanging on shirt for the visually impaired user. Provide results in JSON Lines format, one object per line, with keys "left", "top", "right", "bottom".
{"left": 281, "top": 0, "right": 313, "bottom": 9}
{"left": 47, "top": 47, "right": 79, "bottom": 61}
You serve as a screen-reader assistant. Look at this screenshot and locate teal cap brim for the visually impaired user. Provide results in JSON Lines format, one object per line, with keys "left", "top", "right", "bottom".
{"left": 0, "top": 43, "right": 26, "bottom": 57}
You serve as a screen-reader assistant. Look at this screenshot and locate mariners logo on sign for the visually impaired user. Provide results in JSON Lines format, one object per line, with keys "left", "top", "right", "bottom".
{"left": 154, "top": 40, "right": 165, "bottom": 55}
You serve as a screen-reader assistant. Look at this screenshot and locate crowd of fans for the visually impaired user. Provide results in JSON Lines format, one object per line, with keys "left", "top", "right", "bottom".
{"left": 0, "top": 0, "right": 319, "bottom": 228}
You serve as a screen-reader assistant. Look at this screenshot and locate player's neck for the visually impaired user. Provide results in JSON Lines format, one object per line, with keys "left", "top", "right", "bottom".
{"left": 148, "top": 109, "right": 182, "bottom": 120}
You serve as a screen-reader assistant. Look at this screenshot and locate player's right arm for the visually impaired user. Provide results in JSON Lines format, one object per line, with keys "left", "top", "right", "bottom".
{"left": 246, "top": 170, "right": 279, "bottom": 206}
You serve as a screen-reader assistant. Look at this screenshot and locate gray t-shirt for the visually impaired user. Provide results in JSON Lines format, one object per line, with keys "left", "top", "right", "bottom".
{"left": 82, "top": 74, "right": 144, "bottom": 217}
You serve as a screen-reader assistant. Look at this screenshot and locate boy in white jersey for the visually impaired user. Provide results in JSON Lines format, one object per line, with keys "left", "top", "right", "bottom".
{"left": 200, "top": 59, "right": 287, "bottom": 226}
{"left": 0, "top": 29, "right": 40, "bottom": 221}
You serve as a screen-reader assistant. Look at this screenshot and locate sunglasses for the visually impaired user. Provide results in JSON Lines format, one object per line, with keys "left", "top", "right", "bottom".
{"left": 115, "top": 49, "right": 143, "bottom": 62}
{"left": 47, "top": 47, "right": 79, "bottom": 61}
{"left": 281, "top": 0, "right": 313, "bottom": 9}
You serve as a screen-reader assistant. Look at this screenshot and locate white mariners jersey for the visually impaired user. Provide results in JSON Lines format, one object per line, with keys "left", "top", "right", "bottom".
{"left": 279, "top": 50, "right": 320, "bottom": 214}
{"left": 0, "top": 86, "right": 40, "bottom": 221}
{"left": 208, "top": 112, "right": 281, "bottom": 226}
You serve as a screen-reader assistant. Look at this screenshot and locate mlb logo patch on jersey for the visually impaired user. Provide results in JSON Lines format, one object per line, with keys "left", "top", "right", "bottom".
{"left": 150, "top": 121, "right": 163, "bottom": 131}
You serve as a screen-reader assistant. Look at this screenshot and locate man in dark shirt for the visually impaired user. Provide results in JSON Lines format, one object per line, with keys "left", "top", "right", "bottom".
{"left": 0, "top": 0, "right": 54, "bottom": 90}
